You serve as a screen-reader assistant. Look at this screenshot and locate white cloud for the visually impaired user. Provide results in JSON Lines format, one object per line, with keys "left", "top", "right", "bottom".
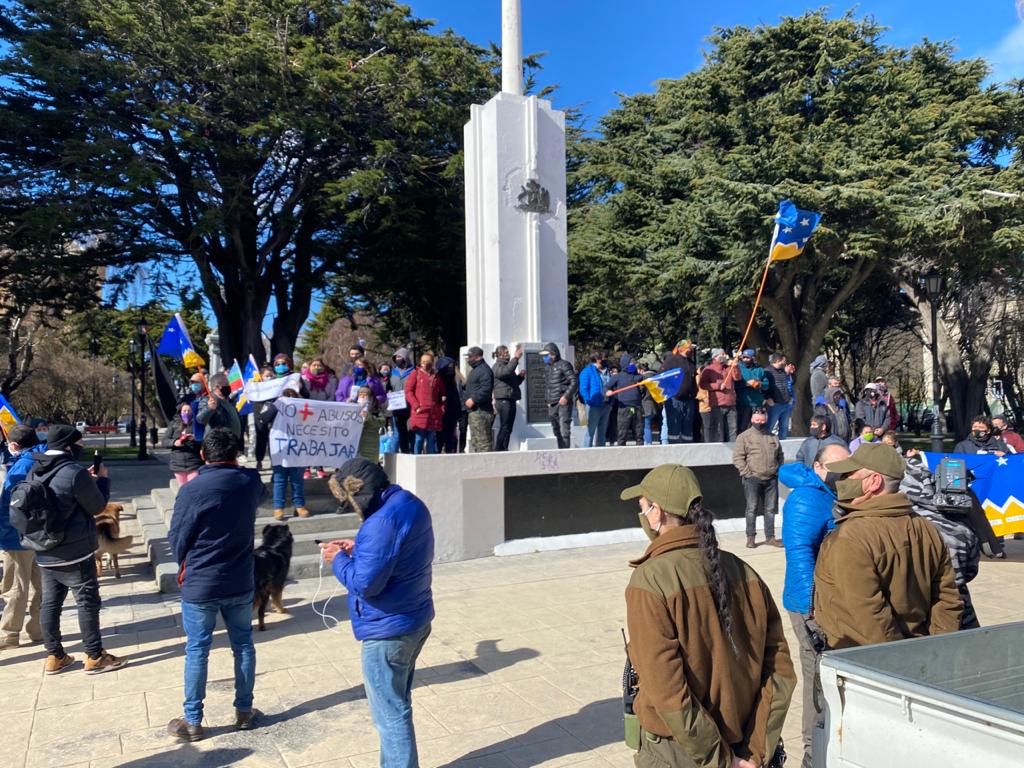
{"left": 986, "top": 22, "right": 1024, "bottom": 81}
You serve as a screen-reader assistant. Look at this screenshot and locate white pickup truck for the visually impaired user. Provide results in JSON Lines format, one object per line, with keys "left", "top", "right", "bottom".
{"left": 815, "top": 622, "right": 1024, "bottom": 767}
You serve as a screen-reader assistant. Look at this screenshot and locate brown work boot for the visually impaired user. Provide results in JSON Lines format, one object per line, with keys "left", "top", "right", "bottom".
{"left": 764, "top": 538, "right": 784, "bottom": 548}
{"left": 746, "top": 536, "right": 757, "bottom": 549}
{"left": 235, "top": 708, "right": 260, "bottom": 731}
{"left": 295, "top": 507, "right": 311, "bottom": 518}
{"left": 84, "top": 651, "right": 127, "bottom": 675}
{"left": 167, "top": 718, "right": 205, "bottom": 742}
{"left": 273, "top": 508, "right": 285, "bottom": 520}
{"left": 44, "top": 653, "right": 75, "bottom": 675}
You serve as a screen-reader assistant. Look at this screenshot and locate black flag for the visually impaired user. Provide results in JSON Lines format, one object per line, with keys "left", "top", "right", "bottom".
{"left": 147, "top": 333, "right": 179, "bottom": 422}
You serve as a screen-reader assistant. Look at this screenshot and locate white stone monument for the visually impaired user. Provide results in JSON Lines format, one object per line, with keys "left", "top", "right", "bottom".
{"left": 460, "top": 0, "right": 573, "bottom": 450}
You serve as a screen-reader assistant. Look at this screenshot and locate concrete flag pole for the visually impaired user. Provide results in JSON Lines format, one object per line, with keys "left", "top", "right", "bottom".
{"left": 501, "top": 0, "right": 523, "bottom": 96}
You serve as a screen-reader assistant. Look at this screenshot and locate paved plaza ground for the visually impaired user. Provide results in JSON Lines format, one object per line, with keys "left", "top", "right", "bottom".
{"left": 2, "top": 458, "right": 1023, "bottom": 768}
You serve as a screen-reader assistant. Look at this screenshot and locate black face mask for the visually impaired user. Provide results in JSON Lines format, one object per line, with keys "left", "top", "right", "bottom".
{"left": 823, "top": 471, "right": 841, "bottom": 494}
{"left": 69, "top": 444, "right": 85, "bottom": 461}
{"left": 973, "top": 430, "right": 990, "bottom": 442}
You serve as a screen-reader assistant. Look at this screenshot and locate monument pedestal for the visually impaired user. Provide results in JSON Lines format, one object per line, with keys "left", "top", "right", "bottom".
{"left": 462, "top": 92, "right": 572, "bottom": 450}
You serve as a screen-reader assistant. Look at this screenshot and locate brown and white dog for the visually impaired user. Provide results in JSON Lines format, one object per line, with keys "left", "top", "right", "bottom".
{"left": 94, "top": 503, "right": 134, "bottom": 578}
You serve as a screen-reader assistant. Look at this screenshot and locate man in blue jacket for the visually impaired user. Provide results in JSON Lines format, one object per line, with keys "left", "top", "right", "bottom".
{"left": 0, "top": 425, "right": 43, "bottom": 649}
{"left": 578, "top": 351, "right": 610, "bottom": 447}
{"left": 780, "top": 442, "right": 850, "bottom": 768}
{"left": 167, "top": 428, "right": 267, "bottom": 741}
{"left": 323, "top": 457, "right": 434, "bottom": 768}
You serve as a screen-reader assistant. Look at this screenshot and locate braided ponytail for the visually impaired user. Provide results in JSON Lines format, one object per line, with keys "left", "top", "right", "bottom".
{"left": 686, "top": 502, "right": 737, "bottom": 654}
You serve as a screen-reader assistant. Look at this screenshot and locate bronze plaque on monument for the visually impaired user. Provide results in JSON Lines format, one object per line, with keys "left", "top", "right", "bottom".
{"left": 524, "top": 351, "right": 549, "bottom": 424}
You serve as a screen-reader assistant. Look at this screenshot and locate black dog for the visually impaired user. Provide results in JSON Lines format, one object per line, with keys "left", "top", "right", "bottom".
{"left": 253, "top": 523, "right": 294, "bottom": 631}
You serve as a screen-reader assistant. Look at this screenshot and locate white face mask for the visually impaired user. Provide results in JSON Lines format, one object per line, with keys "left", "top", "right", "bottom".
{"left": 357, "top": 398, "right": 370, "bottom": 406}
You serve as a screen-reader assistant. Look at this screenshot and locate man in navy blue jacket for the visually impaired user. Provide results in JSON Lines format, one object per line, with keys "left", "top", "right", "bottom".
{"left": 0, "top": 425, "right": 42, "bottom": 649}
{"left": 323, "top": 457, "right": 434, "bottom": 768}
{"left": 779, "top": 442, "right": 849, "bottom": 768}
{"left": 167, "top": 428, "right": 267, "bottom": 741}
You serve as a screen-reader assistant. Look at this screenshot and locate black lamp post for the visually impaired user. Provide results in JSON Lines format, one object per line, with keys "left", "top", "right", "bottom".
{"left": 129, "top": 338, "right": 138, "bottom": 448}
{"left": 922, "top": 268, "right": 945, "bottom": 453}
{"left": 137, "top": 321, "right": 148, "bottom": 460}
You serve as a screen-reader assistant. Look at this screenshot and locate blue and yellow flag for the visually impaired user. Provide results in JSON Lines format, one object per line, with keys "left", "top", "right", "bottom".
{"left": 769, "top": 200, "right": 822, "bottom": 262}
{"left": 235, "top": 355, "right": 262, "bottom": 416}
{"left": 0, "top": 394, "right": 20, "bottom": 438}
{"left": 925, "top": 452, "right": 1024, "bottom": 537}
{"left": 642, "top": 368, "right": 685, "bottom": 404}
{"left": 156, "top": 313, "right": 206, "bottom": 369}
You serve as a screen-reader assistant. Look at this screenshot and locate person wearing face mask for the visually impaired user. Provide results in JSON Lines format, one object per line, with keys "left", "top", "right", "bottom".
{"left": 301, "top": 357, "right": 339, "bottom": 479}
{"left": 463, "top": 346, "right": 495, "bottom": 453}
{"left": 732, "top": 407, "right": 785, "bottom": 549}
{"left": 953, "top": 415, "right": 1009, "bottom": 455}
{"left": 809, "top": 355, "right": 829, "bottom": 402}
{"left": 196, "top": 372, "right": 242, "bottom": 438}
{"left": 815, "top": 384, "right": 851, "bottom": 442}
{"left": 0, "top": 425, "right": 43, "bottom": 651}
{"left": 541, "top": 342, "right": 577, "bottom": 449}
{"left": 491, "top": 345, "right": 525, "bottom": 452}
{"left": 21, "top": 424, "right": 126, "bottom": 675}
{"left": 813, "top": 442, "right": 962, "bottom": 649}
{"left": 991, "top": 415, "right": 1024, "bottom": 454}
{"left": 322, "top": 457, "right": 434, "bottom": 768}
{"left": 336, "top": 359, "right": 386, "bottom": 410}
{"left": 854, "top": 384, "right": 888, "bottom": 435}
{"left": 578, "top": 350, "right": 611, "bottom": 447}
{"left": 256, "top": 388, "right": 310, "bottom": 519}
{"left": 187, "top": 373, "right": 210, "bottom": 442}
{"left": 29, "top": 418, "right": 49, "bottom": 453}
{"left": 847, "top": 421, "right": 878, "bottom": 452}
{"left": 779, "top": 443, "right": 850, "bottom": 768}
{"left": 388, "top": 348, "right": 415, "bottom": 454}
{"left": 735, "top": 349, "right": 769, "bottom": 434}
{"left": 353, "top": 385, "right": 386, "bottom": 463}
{"left": 607, "top": 353, "right": 644, "bottom": 446}
{"left": 405, "top": 353, "right": 446, "bottom": 455}
{"left": 660, "top": 340, "right": 699, "bottom": 443}
{"left": 795, "top": 415, "right": 847, "bottom": 467}
{"left": 622, "top": 464, "right": 795, "bottom": 768}
{"left": 164, "top": 402, "right": 203, "bottom": 486}
{"left": 698, "top": 349, "right": 740, "bottom": 442}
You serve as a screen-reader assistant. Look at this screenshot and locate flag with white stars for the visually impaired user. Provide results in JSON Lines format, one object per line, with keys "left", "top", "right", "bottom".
{"left": 769, "top": 200, "right": 822, "bottom": 262}
{"left": 924, "top": 451, "right": 1024, "bottom": 536}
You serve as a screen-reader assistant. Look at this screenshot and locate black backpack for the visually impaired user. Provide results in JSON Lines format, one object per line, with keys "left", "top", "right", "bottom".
{"left": 9, "top": 474, "right": 64, "bottom": 552}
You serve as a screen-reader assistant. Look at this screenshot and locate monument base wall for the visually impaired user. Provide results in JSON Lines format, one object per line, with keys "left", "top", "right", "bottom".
{"left": 385, "top": 440, "right": 802, "bottom": 563}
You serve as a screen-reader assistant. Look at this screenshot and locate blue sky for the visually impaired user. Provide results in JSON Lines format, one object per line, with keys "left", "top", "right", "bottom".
{"left": 409, "top": 1, "right": 1024, "bottom": 123}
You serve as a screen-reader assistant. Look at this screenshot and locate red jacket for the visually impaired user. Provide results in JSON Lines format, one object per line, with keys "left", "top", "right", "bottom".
{"left": 698, "top": 362, "right": 740, "bottom": 408}
{"left": 1003, "top": 429, "right": 1024, "bottom": 454}
{"left": 405, "top": 368, "right": 446, "bottom": 431}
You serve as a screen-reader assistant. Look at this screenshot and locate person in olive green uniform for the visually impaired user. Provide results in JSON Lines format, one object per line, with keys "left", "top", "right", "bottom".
{"left": 623, "top": 465, "right": 796, "bottom": 768}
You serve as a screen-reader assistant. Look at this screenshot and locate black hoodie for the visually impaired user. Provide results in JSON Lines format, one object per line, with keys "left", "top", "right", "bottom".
{"left": 29, "top": 452, "right": 109, "bottom": 566}
{"left": 542, "top": 343, "right": 578, "bottom": 405}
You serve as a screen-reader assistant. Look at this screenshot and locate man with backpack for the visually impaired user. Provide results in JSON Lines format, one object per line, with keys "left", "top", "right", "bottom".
{"left": 10, "top": 424, "right": 126, "bottom": 675}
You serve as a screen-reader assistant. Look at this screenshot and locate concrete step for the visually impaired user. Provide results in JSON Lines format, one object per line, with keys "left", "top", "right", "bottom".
{"left": 154, "top": 480, "right": 344, "bottom": 523}
{"left": 254, "top": 511, "right": 362, "bottom": 535}
{"left": 288, "top": 553, "right": 335, "bottom": 581}
{"left": 258, "top": 528, "right": 361, "bottom": 557}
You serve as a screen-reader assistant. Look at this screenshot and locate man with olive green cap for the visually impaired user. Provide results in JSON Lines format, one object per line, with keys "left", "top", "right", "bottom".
{"left": 623, "top": 464, "right": 794, "bottom": 768}
{"left": 813, "top": 442, "right": 962, "bottom": 650}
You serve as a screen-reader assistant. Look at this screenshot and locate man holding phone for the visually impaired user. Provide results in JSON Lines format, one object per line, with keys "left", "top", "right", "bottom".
{"left": 323, "top": 457, "right": 435, "bottom": 768}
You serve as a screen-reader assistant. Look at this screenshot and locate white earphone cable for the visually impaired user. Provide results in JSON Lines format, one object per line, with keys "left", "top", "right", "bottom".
{"left": 311, "top": 553, "right": 345, "bottom": 633}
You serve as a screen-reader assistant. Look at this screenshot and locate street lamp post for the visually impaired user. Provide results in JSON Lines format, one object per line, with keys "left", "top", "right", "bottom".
{"left": 129, "top": 338, "right": 138, "bottom": 448}
{"left": 138, "top": 322, "right": 148, "bottom": 460}
{"left": 922, "top": 268, "right": 945, "bottom": 453}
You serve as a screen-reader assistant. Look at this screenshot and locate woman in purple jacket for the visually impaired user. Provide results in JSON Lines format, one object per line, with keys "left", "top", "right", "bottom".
{"left": 335, "top": 360, "right": 387, "bottom": 407}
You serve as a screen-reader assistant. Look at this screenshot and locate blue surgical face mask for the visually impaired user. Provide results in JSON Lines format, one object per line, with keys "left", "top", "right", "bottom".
{"left": 274, "top": 364, "right": 289, "bottom": 375}
{"left": 190, "top": 382, "right": 203, "bottom": 394}
{"left": 626, "top": 364, "right": 638, "bottom": 375}
{"left": 35, "top": 431, "right": 48, "bottom": 443}
{"left": 542, "top": 354, "right": 552, "bottom": 364}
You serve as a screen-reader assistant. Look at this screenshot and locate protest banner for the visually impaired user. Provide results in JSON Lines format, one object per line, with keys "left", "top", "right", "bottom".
{"left": 269, "top": 398, "right": 365, "bottom": 468}
{"left": 387, "top": 390, "right": 407, "bottom": 412}
{"left": 243, "top": 373, "right": 302, "bottom": 403}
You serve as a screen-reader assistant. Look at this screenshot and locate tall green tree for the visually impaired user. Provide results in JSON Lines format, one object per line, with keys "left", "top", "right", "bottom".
{"left": 569, "top": 11, "right": 1022, "bottom": 432}
{"left": 0, "top": 0, "right": 498, "bottom": 364}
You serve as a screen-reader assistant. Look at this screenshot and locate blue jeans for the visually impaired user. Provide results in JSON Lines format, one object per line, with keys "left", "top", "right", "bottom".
{"left": 767, "top": 403, "right": 791, "bottom": 439}
{"left": 665, "top": 399, "right": 696, "bottom": 443}
{"left": 413, "top": 430, "right": 437, "bottom": 455}
{"left": 182, "top": 592, "right": 256, "bottom": 725}
{"left": 585, "top": 404, "right": 610, "bottom": 447}
{"left": 272, "top": 465, "right": 305, "bottom": 509}
{"left": 362, "top": 622, "right": 432, "bottom": 768}
{"left": 643, "top": 416, "right": 654, "bottom": 445}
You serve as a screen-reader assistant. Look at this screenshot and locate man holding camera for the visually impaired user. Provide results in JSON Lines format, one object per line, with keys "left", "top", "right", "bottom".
{"left": 813, "top": 443, "right": 962, "bottom": 649}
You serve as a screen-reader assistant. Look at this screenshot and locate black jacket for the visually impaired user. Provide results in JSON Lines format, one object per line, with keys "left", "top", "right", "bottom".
{"left": 765, "top": 366, "right": 792, "bottom": 405}
{"left": 464, "top": 359, "right": 495, "bottom": 412}
{"left": 29, "top": 453, "right": 109, "bottom": 566}
{"left": 492, "top": 356, "right": 525, "bottom": 402}
{"left": 954, "top": 435, "right": 1009, "bottom": 454}
{"left": 542, "top": 343, "right": 578, "bottom": 405}
{"left": 164, "top": 421, "right": 203, "bottom": 473}
{"left": 661, "top": 353, "right": 696, "bottom": 400}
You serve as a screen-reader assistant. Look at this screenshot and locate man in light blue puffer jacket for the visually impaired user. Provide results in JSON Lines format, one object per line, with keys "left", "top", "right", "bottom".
{"left": 780, "top": 442, "right": 849, "bottom": 768}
